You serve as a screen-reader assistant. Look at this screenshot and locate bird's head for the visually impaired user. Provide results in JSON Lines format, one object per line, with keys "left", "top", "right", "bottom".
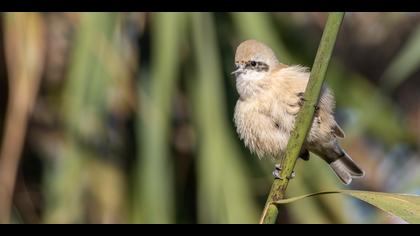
{"left": 232, "top": 39, "right": 279, "bottom": 81}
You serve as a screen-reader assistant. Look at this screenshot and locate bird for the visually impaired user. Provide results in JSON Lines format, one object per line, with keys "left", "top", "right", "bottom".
{"left": 232, "top": 39, "right": 364, "bottom": 184}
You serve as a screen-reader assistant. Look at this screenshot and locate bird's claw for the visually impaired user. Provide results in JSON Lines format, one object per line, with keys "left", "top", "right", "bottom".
{"left": 273, "top": 164, "right": 296, "bottom": 180}
{"left": 273, "top": 164, "right": 282, "bottom": 179}
{"left": 287, "top": 171, "right": 296, "bottom": 180}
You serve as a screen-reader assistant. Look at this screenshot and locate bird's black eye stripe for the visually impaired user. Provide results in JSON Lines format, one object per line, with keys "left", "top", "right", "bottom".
{"left": 246, "top": 60, "right": 258, "bottom": 68}
{"left": 245, "top": 60, "right": 269, "bottom": 72}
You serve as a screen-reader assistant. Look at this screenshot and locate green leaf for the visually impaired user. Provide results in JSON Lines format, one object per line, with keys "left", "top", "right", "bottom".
{"left": 273, "top": 190, "right": 420, "bottom": 224}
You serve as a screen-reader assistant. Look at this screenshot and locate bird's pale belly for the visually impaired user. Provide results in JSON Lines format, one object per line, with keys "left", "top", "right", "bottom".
{"left": 234, "top": 106, "right": 289, "bottom": 159}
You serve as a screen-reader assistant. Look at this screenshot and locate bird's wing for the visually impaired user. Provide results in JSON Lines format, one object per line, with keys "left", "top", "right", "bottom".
{"left": 318, "top": 86, "right": 345, "bottom": 138}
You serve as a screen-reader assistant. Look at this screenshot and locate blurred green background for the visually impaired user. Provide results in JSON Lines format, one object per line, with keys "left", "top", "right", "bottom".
{"left": 0, "top": 12, "right": 419, "bottom": 224}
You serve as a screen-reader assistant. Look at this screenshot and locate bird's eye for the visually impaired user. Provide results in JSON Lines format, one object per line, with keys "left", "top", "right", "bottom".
{"left": 250, "top": 61, "right": 257, "bottom": 67}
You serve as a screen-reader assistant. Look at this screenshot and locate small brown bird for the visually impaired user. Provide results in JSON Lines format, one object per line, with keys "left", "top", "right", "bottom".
{"left": 232, "top": 39, "right": 364, "bottom": 184}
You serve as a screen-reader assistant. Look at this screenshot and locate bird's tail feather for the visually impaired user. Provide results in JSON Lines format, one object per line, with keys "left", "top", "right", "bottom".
{"left": 329, "top": 151, "right": 364, "bottom": 185}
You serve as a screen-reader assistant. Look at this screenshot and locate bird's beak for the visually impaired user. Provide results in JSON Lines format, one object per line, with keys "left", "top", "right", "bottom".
{"left": 231, "top": 64, "right": 242, "bottom": 76}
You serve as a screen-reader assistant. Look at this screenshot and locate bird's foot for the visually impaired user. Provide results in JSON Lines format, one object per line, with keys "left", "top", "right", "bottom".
{"left": 272, "top": 164, "right": 282, "bottom": 179}
{"left": 273, "top": 164, "right": 296, "bottom": 180}
{"left": 287, "top": 171, "right": 296, "bottom": 180}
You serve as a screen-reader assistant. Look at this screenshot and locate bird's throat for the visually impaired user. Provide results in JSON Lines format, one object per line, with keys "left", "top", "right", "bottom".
{"left": 236, "top": 72, "right": 266, "bottom": 99}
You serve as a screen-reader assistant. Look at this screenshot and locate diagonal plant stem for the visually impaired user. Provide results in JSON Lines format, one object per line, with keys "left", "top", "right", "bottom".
{"left": 259, "top": 12, "right": 345, "bottom": 224}
{"left": 0, "top": 13, "right": 46, "bottom": 224}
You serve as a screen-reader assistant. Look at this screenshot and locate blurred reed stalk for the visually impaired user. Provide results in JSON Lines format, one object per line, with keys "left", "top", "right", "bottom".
{"left": 134, "top": 12, "right": 182, "bottom": 223}
{"left": 190, "top": 12, "right": 259, "bottom": 224}
{"left": 0, "top": 13, "right": 46, "bottom": 224}
{"left": 260, "top": 12, "right": 344, "bottom": 224}
{"left": 43, "top": 13, "right": 129, "bottom": 223}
